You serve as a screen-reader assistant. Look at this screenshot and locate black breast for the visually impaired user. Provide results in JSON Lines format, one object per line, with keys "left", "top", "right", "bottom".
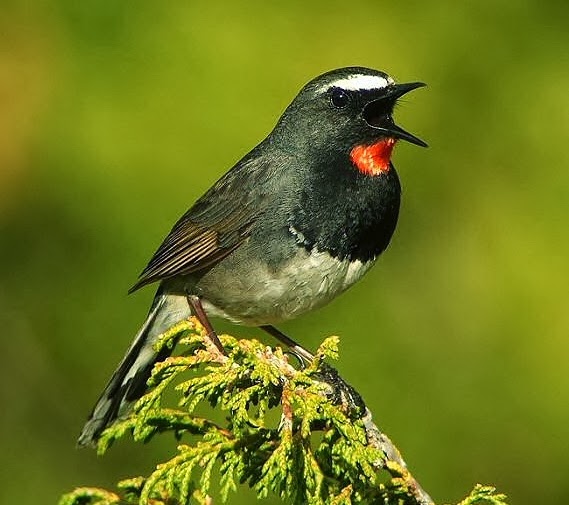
{"left": 288, "top": 160, "right": 401, "bottom": 263}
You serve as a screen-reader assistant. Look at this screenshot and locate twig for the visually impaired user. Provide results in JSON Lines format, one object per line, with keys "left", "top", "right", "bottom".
{"left": 361, "top": 408, "right": 434, "bottom": 505}
{"left": 313, "top": 362, "right": 434, "bottom": 505}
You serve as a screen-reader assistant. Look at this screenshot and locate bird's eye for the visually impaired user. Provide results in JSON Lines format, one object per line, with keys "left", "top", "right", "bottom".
{"left": 330, "top": 88, "right": 351, "bottom": 108}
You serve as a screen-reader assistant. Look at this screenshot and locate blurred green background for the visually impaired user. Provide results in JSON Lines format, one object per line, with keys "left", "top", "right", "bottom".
{"left": 1, "top": 0, "right": 568, "bottom": 504}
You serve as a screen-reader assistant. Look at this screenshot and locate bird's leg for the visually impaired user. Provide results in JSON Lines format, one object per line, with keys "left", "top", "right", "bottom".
{"left": 259, "top": 325, "right": 314, "bottom": 365}
{"left": 260, "top": 326, "right": 365, "bottom": 417}
{"left": 185, "top": 294, "right": 226, "bottom": 355}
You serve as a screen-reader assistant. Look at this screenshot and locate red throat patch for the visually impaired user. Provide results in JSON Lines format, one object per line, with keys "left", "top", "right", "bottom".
{"left": 350, "top": 138, "right": 397, "bottom": 176}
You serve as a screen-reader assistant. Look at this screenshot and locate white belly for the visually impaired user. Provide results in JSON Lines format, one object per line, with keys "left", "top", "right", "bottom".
{"left": 200, "top": 248, "right": 375, "bottom": 326}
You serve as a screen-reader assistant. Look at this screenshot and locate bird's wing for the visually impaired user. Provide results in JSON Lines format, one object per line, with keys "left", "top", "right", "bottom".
{"left": 129, "top": 156, "right": 272, "bottom": 293}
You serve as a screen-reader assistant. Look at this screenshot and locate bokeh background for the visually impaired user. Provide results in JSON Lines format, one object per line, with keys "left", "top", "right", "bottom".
{"left": 1, "top": 1, "right": 568, "bottom": 504}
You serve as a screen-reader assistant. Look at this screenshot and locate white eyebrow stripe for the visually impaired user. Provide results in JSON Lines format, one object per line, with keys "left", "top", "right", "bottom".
{"left": 326, "top": 74, "right": 393, "bottom": 91}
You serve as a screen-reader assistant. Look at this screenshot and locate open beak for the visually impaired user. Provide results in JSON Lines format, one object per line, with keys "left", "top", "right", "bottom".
{"left": 363, "top": 82, "right": 428, "bottom": 147}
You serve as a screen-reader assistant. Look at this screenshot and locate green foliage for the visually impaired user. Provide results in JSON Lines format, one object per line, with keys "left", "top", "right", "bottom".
{"left": 58, "top": 487, "right": 120, "bottom": 505}
{"left": 60, "top": 319, "right": 508, "bottom": 505}
{"left": 456, "top": 485, "right": 508, "bottom": 505}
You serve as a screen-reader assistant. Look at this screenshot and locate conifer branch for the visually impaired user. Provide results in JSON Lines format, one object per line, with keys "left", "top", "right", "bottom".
{"left": 60, "top": 318, "right": 508, "bottom": 505}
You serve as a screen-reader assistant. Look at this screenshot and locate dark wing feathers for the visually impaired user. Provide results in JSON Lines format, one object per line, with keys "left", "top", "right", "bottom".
{"left": 129, "top": 156, "right": 269, "bottom": 293}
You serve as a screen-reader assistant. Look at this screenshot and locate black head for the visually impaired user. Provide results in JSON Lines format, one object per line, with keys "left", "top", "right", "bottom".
{"left": 273, "top": 67, "right": 426, "bottom": 157}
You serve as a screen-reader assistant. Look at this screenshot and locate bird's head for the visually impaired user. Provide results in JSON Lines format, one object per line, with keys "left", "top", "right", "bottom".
{"left": 275, "top": 67, "right": 427, "bottom": 176}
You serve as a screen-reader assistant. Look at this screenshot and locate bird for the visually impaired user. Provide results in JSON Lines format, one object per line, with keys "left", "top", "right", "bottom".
{"left": 78, "top": 66, "right": 426, "bottom": 447}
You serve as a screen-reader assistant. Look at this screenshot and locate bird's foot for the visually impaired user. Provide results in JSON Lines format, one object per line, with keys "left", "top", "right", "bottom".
{"left": 311, "top": 362, "right": 366, "bottom": 418}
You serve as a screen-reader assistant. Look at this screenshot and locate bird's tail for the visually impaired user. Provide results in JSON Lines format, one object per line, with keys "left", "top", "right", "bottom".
{"left": 77, "top": 290, "right": 191, "bottom": 447}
